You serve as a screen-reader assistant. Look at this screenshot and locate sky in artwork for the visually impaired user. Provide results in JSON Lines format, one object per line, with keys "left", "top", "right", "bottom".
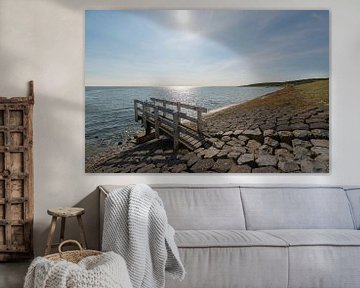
{"left": 85, "top": 10, "right": 329, "bottom": 86}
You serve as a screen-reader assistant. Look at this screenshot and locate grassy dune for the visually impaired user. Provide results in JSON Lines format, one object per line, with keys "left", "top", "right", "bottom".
{"left": 204, "top": 79, "right": 329, "bottom": 123}
{"left": 241, "top": 77, "right": 329, "bottom": 87}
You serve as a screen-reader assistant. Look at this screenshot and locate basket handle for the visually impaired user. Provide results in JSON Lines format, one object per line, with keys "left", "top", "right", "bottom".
{"left": 58, "top": 240, "right": 83, "bottom": 255}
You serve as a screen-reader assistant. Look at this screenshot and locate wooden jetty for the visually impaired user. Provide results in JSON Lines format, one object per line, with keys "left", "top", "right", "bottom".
{"left": 134, "top": 98, "right": 208, "bottom": 150}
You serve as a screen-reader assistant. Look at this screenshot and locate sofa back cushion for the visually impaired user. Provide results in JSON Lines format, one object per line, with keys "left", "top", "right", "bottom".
{"left": 345, "top": 188, "right": 360, "bottom": 229}
{"left": 240, "top": 187, "right": 355, "bottom": 230}
{"left": 153, "top": 186, "right": 246, "bottom": 230}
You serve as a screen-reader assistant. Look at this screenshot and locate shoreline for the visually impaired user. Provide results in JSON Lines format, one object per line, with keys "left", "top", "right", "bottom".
{"left": 86, "top": 86, "right": 281, "bottom": 158}
{"left": 205, "top": 103, "right": 240, "bottom": 117}
{"left": 204, "top": 87, "right": 283, "bottom": 117}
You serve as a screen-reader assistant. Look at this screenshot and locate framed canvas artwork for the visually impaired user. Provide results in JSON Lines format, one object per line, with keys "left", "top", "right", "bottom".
{"left": 85, "top": 10, "right": 329, "bottom": 173}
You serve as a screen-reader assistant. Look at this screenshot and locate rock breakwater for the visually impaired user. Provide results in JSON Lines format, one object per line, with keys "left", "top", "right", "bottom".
{"left": 86, "top": 80, "right": 329, "bottom": 173}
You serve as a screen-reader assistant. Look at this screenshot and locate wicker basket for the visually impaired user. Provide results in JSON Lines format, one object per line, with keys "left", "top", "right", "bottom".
{"left": 45, "top": 240, "right": 102, "bottom": 263}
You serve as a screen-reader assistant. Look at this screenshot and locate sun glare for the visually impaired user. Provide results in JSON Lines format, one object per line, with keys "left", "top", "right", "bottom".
{"left": 174, "top": 10, "right": 192, "bottom": 28}
{"left": 170, "top": 86, "right": 194, "bottom": 90}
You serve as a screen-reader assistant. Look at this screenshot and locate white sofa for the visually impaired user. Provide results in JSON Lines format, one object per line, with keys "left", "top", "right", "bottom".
{"left": 99, "top": 185, "right": 360, "bottom": 288}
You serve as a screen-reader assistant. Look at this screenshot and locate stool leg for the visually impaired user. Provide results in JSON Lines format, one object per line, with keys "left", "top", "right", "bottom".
{"left": 45, "top": 216, "right": 57, "bottom": 255}
{"left": 77, "top": 215, "right": 87, "bottom": 249}
{"left": 60, "top": 217, "right": 66, "bottom": 243}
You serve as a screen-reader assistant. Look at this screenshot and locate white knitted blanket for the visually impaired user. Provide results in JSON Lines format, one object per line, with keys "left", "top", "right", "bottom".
{"left": 24, "top": 251, "right": 133, "bottom": 288}
{"left": 102, "top": 184, "right": 185, "bottom": 288}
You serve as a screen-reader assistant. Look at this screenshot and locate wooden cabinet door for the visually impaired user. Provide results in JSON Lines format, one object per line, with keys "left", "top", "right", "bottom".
{"left": 0, "top": 82, "right": 34, "bottom": 261}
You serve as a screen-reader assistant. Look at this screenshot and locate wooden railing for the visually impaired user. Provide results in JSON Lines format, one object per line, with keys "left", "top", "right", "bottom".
{"left": 134, "top": 98, "right": 207, "bottom": 150}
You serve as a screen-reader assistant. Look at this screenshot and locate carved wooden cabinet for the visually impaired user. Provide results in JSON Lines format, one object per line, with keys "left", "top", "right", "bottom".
{"left": 0, "top": 81, "right": 34, "bottom": 261}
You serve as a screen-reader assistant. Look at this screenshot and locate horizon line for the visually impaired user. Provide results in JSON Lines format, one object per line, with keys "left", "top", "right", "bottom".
{"left": 85, "top": 77, "right": 329, "bottom": 87}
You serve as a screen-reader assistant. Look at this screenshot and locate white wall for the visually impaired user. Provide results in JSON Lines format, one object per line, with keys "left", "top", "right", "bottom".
{"left": 0, "top": 0, "right": 359, "bottom": 256}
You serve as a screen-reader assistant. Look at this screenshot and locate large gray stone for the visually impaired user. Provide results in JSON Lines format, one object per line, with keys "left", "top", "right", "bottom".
{"left": 216, "top": 150, "right": 229, "bottom": 158}
{"left": 256, "top": 155, "right": 278, "bottom": 167}
{"left": 213, "top": 141, "right": 225, "bottom": 149}
{"left": 203, "top": 147, "right": 220, "bottom": 159}
{"left": 237, "top": 153, "right": 255, "bottom": 165}
{"left": 293, "top": 146, "right": 313, "bottom": 160}
{"left": 263, "top": 129, "right": 277, "bottom": 138}
{"left": 187, "top": 155, "right": 200, "bottom": 167}
{"left": 229, "top": 164, "right": 252, "bottom": 173}
{"left": 279, "top": 142, "right": 293, "bottom": 152}
{"left": 207, "top": 138, "right": 219, "bottom": 145}
{"left": 247, "top": 140, "right": 262, "bottom": 153}
{"left": 292, "top": 139, "right": 312, "bottom": 148}
{"left": 277, "top": 125, "right": 292, "bottom": 131}
{"left": 278, "top": 131, "right": 293, "bottom": 144}
{"left": 227, "top": 151, "right": 241, "bottom": 159}
{"left": 258, "top": 145, "right": 273, "bottom": 155}
{"left": 275, "top": 149, "right": 295, "bottom": 163}
{"left": 311, "top": 129, "right": 329, "bottom": 139}
{"left": 311, "top": 146, "right": 329, "bottom": 155}
{"left": 231, "top": 146, "right": 247, "bottom": 154}
{"left": 278, "top": 160, "right": 300, "bottom": 172}
{"left": 170, "top": 163, "right": 188, "bottom": 173}
{"left": 226, "top": 140, "right": 239, "bottom": 147}
{"left": 213, "top": 159, "right": 234, "bottom": 173}
{"left": 233, "top": 129, "right": 243, "bottom": 136}
{"left": 237, "top": 135, "right": 249, "bottom": 142}
{"left": 161, "top": 166, "right": 171, "bottom": 173}
{"left": 223, "top": 131, "right": 234, "bottom": 136}
{"left": 310, "top": 122, "right": 329, "bottom": 129}
{"left": 242, "top": 128, "right": 263, "bottom": 142}
{"left": 146, "top": 168, "right": 161, "bottom": 173}
{"left": 264, "top": 137, "right": 279, "bottom": 147}
{"left": 316, "top": 153, "right": 329, "bottom": 163}
{"left": 180, "top": 152, "right": 196, "bottom": 161}
{"left": 222, "top": 145, "right": 233, "bottom": 152}
{"left": 196, "top": 149, "right": 207, "bottom": 158}
{"left": 221, "top": 135, "right": 232, "bottom": 142}
{"left": 190, "top": 158, "right": 215, "bottom": 172}
{"left": 151, "top": 155, "right": 166, "bottom": 161}
{"left": 310, "top": 139, "right": 329, "bottom": 147}
{"left": 156, "top": 162, "right": 166, "bottom": 168}
{"left": 290, "top": 123, "right": 309, "bottom": 130}
{"left": 293, "top": 130, "right": 312, "bottom": 139}
{"left": 300, "top": 159, "right": 328, "bottom": 173}
{"left": 194, "top": 147, "right": 204, "bottom": 153}
{"left": 252, "top": 166, "right": 279, "bottom": 173}
{"left": 306, "top": 117, "right": 326, "bottom": 124}
{"left": 137, "top": 164, "right": 156, "bottom": 173}
{"left": 215, "top": 131, "right": 224, "bottom": 137}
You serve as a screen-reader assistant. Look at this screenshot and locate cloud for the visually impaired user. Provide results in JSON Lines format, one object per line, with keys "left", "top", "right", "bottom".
{"left": 85, "top": 10, "right": 329, "bottom": 85}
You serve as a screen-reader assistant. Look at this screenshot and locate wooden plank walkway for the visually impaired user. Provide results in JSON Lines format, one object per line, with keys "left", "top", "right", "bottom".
{"left": 134, "top": 98, "right": 208, "bottom": 150}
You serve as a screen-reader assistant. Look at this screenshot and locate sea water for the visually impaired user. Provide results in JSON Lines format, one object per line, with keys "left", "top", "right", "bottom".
{"left": 85, "top": 86, "right": 279, "bottom": 159}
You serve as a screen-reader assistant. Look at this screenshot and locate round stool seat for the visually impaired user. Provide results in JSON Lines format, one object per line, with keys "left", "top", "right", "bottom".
{"left": 47, "top": 207, "right": 85, "bottom": 218}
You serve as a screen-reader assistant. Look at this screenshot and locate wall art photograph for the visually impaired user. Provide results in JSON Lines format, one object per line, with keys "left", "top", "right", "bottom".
{"left": 85, "top": 10, "right": 329, "bottom": 173}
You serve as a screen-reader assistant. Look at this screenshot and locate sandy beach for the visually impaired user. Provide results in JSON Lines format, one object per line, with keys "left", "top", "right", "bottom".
{"left": 86, "top": 79, "right": 329, "bottom": 173}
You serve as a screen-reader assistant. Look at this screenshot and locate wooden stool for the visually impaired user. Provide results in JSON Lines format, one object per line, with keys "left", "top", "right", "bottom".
{"left": 45, "top": 207, "right": 87, "bottom": 255}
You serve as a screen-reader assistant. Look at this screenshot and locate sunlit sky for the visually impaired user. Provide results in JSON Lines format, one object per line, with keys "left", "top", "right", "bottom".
{"left": 85, "top": 10, "right": 329, "bottom": 86}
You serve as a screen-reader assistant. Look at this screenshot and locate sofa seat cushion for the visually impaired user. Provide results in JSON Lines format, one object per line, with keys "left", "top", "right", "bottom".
{"left": 262, "top": 229, "right": 360, "bottom": 246}
{"left": 175, "top": 230, "right": 288, "bottom": 248}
